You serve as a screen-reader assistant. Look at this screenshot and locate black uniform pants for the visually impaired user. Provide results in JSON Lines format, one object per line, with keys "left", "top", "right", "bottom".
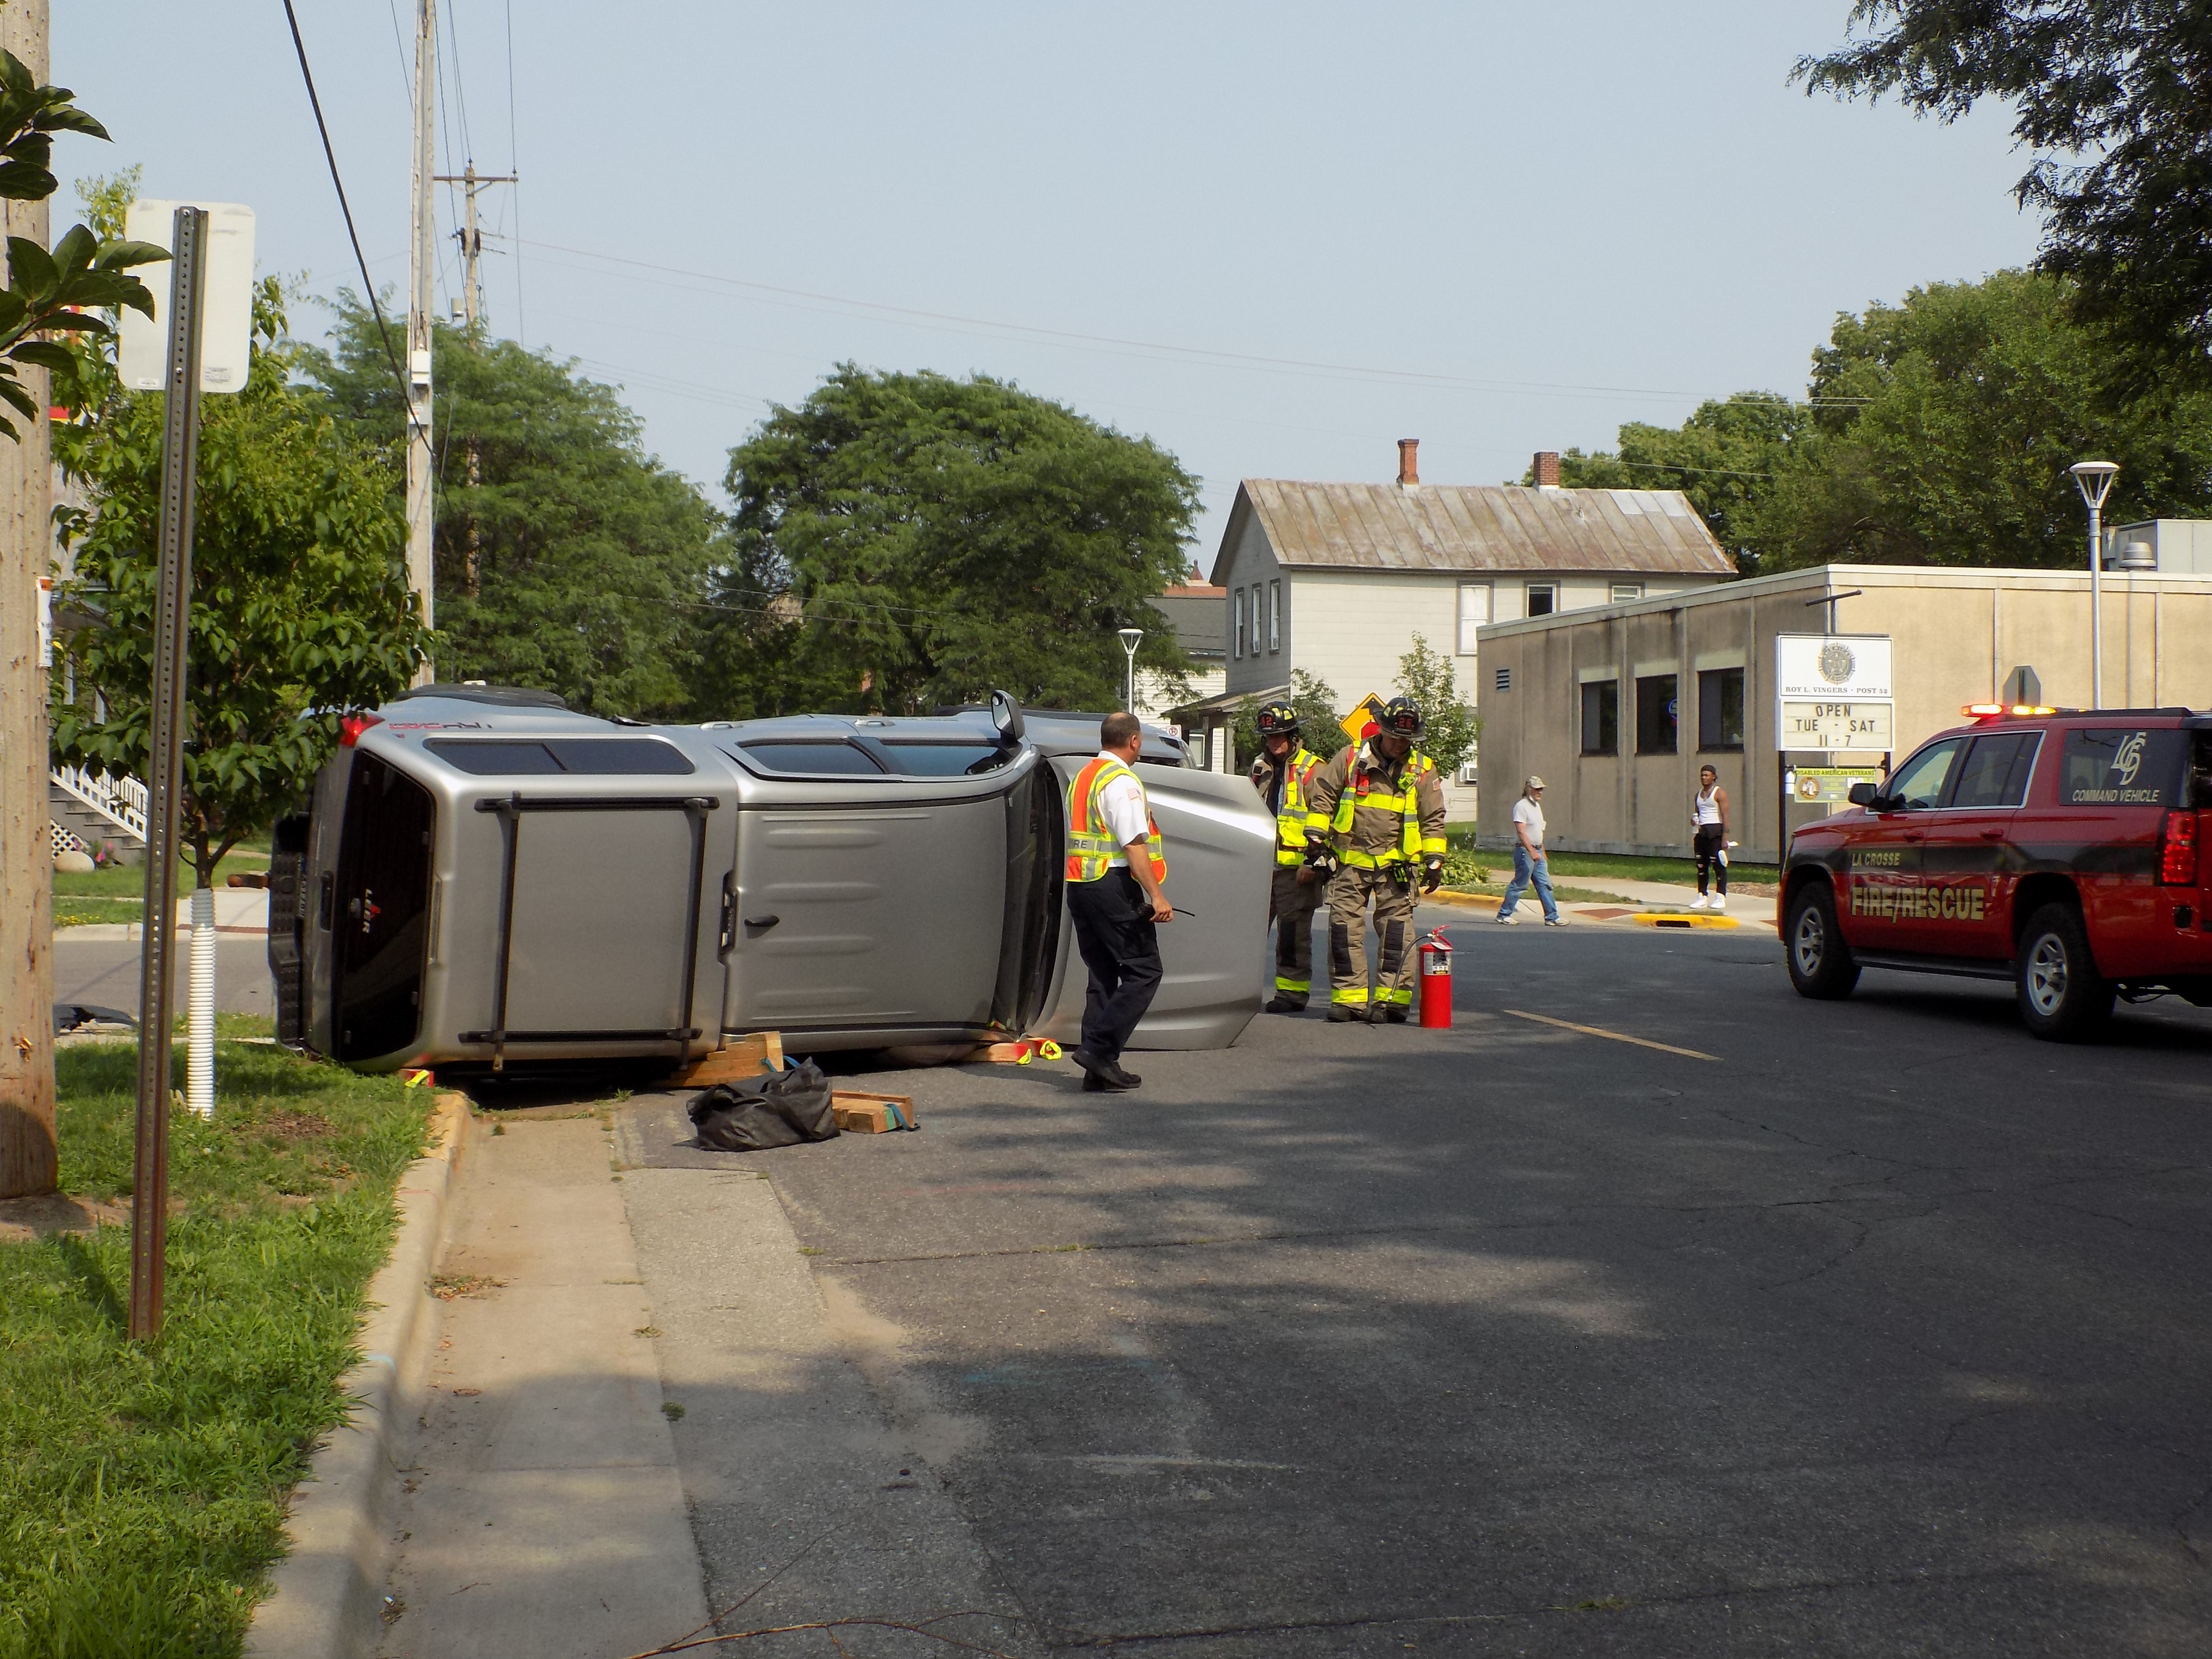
{"left": 1065, "top": 869, "right": 1164, "bottom": 1065}
{"left": 1694, "top": 825, "right": 1728, "bottom": 895}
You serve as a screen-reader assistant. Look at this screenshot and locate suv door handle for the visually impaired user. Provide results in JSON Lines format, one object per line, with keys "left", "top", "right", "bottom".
{"left": 1903, "top": 831, "right": 1925, "bottom": 843}
{"left": 743, "top": 914, "right": 780, "bottom": 931}
{"left": 1979, "top": 828, "right": 2006, "bottom": 840}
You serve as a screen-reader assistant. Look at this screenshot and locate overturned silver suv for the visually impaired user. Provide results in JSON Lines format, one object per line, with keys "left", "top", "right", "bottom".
{"left": 269, "top": 686, "right": 1272, "bottom": 1074}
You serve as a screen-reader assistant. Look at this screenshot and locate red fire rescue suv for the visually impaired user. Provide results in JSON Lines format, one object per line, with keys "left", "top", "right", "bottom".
{"left": 1781, "top": 707, "right": 2212, "bottom": 1040}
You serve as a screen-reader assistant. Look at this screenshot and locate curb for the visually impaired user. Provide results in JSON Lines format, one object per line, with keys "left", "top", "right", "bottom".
{"left": 1632, "top": 912, "right": 1741, "bottom": 930}
{"left": 244, "top": 1089, "right": 471, "bottom": 1659}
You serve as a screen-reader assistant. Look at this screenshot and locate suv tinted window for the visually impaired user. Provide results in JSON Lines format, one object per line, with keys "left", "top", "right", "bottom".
{"left": 426, "top": 737, "right": 693, "bottom": 775}
{"left": 1886, "top": 739, "right": 1963, "bottom": 809}
{"left": 2059, "top": 727, "right": 2188, "bottom": 807}
{"left": 1952, "top": 732, "right": 2040, "bottom": 809}
{"left": 738, "top": 740, "right": 885, "bottom": 776}
{"left": 878, "top": 741, "right": 1013, "bottom": 777}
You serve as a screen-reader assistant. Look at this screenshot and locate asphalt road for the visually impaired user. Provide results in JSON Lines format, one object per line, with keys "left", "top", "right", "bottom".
{"left": 618, "top": 910, "right": 2212, "bottom": 1656}
{"left": 51, "top": 935, "right": 273, "bottom": 1022}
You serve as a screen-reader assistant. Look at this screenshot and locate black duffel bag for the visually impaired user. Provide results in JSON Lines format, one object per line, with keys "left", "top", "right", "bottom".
{"left": 687, "top": 1060, "right": 840, "bottom": 1151}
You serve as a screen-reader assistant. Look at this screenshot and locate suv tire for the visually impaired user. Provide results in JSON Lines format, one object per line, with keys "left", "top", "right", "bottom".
{"left": 2015, "top": 902, "right": 2114, "bottom": 1042}
{"left": 1786, "top": 883, "right": 1860, "bottom": 1000}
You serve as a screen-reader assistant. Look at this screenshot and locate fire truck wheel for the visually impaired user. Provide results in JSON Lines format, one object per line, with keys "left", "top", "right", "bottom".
{"left": 2016, "top": 902, "right": 2115, "bottom": 1041}
{"left": 1785, "top": 883, "right": 1860, "bottom": 1001}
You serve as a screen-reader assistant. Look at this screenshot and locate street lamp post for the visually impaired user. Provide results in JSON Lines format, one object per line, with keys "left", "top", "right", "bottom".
{"left": 1117, "top": 628, "right": 1144, "bottom": 714}
{"left": 2069, "top": 461, "right": 2120, "bottom": 709}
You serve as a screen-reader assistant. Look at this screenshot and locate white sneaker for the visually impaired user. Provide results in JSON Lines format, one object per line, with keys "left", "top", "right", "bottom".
{"left": 1710, "top": 894, "right": 1726, "bottom": 912}
{"left": 1495, "top": 910, "right": 1519, "bottom": 925}
{"left": 1543, "top": 914, "right": 1567, "bottom": 926}
{"left": 1687, "top": 894, "right": 1708, "bottom": 910}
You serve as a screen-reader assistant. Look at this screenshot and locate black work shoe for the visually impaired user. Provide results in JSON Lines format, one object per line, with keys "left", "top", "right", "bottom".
{"left": 1326, "top": 1005, "right": 1360, "bottom": 1023}
{"left": 1081, "top": 1072, "right": 1109, "bottom": 1092}
{"left": 1384, "top": 1007, "right": 1409, "bottom": 1024}
{"left": 1103, "top": 1061, "right": 1141, "bottom": 1089}
{"left": 1070, "top": 1047, "right": 1109, "bottom": 1079}
{"left": 1264, "top": 996, "right": 1307, "bottom": 1015}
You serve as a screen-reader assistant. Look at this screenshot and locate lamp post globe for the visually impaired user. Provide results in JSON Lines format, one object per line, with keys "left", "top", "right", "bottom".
{"left": 1117, "top": 628, "right": 1144, "bottom": 714}
{"left": 2069, "top": 461, "right": 2120, "bottom": 709}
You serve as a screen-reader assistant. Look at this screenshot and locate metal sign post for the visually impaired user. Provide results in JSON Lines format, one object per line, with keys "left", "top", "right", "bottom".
{"left": 129, "top": 207, "right": 209, "bottom": 1343}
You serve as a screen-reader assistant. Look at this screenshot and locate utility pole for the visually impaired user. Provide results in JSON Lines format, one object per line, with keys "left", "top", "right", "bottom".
{"left": 406, "top": 0, "right": 437, "bottom": 682}
{"left": 432, "top": 161, "right": 514, "bottom": 598}
{"left": 0, "top": 0, "right": 55, "bottom": 1202}
{"left": 434, "top": 162, "right": 517, "bottom": 329}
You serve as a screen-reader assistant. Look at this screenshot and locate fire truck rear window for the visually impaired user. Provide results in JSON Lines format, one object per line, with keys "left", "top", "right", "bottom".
{"left": 2059, "top": 728, "right": 2187, "bottom": 807}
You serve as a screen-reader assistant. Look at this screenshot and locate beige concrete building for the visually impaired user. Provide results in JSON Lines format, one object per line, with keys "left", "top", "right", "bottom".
{"left": 1475, "top": 564, "right": 2212, "bottom": 863}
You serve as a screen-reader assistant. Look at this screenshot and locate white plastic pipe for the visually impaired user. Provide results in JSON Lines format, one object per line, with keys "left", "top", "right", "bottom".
{"left": 188, "top": 884, "right": 216, "bottom": 1118}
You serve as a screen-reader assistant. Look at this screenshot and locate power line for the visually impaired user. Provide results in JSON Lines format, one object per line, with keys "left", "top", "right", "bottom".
{"left": 281, "top": 0, "right": 411, "bottom": 404}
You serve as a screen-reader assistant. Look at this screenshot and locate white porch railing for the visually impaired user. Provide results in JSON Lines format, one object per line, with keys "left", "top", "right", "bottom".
{"left": 51, "top": 764, "right": 148, "bottom": 843}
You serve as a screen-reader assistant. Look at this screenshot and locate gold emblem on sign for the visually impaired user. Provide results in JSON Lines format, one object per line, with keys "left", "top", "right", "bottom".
{"left": 1818, "top": 643, "right": 1856, "bottom": 686}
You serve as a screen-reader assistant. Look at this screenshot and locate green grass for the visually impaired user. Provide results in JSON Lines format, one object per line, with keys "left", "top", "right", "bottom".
{"left": 53, "top": 848, "right": 269, "bottom": 903}
{"left": 0, "top": 1025, "right": 431, "bottom": 1658}
{"left": 1442, "top": 827, "right": 1780, "bottom": 889}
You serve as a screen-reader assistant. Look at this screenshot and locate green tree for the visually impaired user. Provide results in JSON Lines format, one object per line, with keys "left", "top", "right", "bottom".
{"left": 310, "top": 302, "right": 719, "bottom": 718}
{"left": 724, "top": 364, "right": 1200, "bottom": 714}
{"left": 1395, "top": 634, "right": 1479, "bottom": 775}
{"left": 1798, "top": 2, "right": 2212, "bottom": 369}
{"left": 1535, "top": 395, "right": 1807, "bottom": 566}
{"left": 1748, "top": 271, "right": 2212, "bottom": 568}
{"left": 1230, "top": 668, "right": 1343, "bottom": 771}
{"left": 50, "top": 277, "right": 429, "bottom": 884}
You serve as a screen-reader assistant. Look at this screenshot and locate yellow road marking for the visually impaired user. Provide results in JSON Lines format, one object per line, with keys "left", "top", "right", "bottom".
{"left": 1501, "top": 1009, "right": 1720, "bottom": 1062}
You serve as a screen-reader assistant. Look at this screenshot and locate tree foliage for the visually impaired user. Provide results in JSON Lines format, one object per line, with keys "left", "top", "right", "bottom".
{"left": 1553, "top": 271, "right": 2212, "bottom": 571}
{"left": 310, "top": 302, "right": 720, "bottom": 718}
{"left": 1395, "top": 634, "right": 1479, "bottom": 775}
{"left": 51, "top": 281, "right": 428, "bottom": 883}
{"left": 1797, "top": 1, "right": 2212, "bottom": 367}
{"left": 722, "top": 365, "right": 1199, "bottom": 715}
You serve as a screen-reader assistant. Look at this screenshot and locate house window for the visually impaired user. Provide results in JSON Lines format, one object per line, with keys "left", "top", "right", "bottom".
{"left": 1636, "top": 674, "right": 1678, "bottom": 755}
{"left": 1698, "top": 667, "right": 1745, "bottom": 751}
{"left": 1610, "top": 582, "right": 1643, "bottom": 603}
{"left": 1232, "top": 589, "right": 1244, "bottom": 660}
{"left": 1494, "top": 667, "right": 1511, "bottom": 692}
{"left": 1526, "top": 583, "right": 1557, "bottom": 618}
{"left": 1267, "top": 580, "right": 1281, "bottom": 653}
{"left": 1580, "top": 681, "right": 1618, "bottom": 755}
{"left": 1457, "top": 582, "right": 1491, "bottom": 655}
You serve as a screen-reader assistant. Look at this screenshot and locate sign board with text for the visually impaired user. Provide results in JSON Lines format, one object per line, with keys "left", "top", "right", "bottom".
{"left": 1775, "top": 634, "right": 1892, "bottom": 754}
{"left": 1792, "top": 765, "right": 1885, "bottom": 804}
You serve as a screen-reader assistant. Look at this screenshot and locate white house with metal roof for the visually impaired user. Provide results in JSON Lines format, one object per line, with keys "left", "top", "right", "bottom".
{"left": 1177, "top": 442, "right": 1736, "bottom": 805}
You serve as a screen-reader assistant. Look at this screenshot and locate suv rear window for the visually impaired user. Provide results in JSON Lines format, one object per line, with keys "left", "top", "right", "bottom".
{"left": 426, "top": 737, "right": 695, "bottom": 775}
{"left": 1951, "top": 732, "right": 2040, "bottom": 809}
{"left": 2059, "top": 727, "right": 2187, "bottom": 807}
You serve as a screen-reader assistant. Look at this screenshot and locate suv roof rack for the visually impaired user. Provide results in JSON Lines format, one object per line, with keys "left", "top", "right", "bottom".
{"left": 388, "top": 683, "right": 569, "bottom": 710}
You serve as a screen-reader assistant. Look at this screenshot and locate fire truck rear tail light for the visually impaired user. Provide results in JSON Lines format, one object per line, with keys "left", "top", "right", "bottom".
{"left": 2160, "top": 810, "right": 2199, "bottom": 886}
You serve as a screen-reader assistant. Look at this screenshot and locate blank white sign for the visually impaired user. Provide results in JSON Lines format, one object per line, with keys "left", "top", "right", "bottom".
{"left": 116, "top": 200, "right": 256, "bottom": 395}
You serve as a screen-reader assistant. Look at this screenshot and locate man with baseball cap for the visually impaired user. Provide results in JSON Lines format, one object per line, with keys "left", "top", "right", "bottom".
{"left": 1495, "top": 775, "right": 1563, "bottom": 926}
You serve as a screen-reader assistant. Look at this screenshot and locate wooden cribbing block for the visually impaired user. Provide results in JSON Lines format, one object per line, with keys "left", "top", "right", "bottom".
{"left": 666, "top": 1030, "right": 784, "bottom": 1087}
{"left": 832, "top": 1091, "right": 919, "bottom": 1133}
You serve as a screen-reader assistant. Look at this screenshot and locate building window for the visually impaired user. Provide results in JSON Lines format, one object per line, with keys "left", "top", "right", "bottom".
{"left": 1232, "top": 588, "right": 1244, "bottom": 659}
{"left": 1610, "top": 582, "right": 1642, "bottom": 603}
{"left": 1494, "top": 667, "right": 1511, "bottom": 692}
{"left": 1457, "top": 582, "right": 1491, "bottom": 655}
{"left": 1580, "top": 681, "right": 1618, "bottom": 755}
{"left": 1636, "top": 674, "right": 1678, "bottom": 755}
{"left": 1267, "top": 580, "right": 1281, "bottom": 653}
{"left": 1526, "top": 583, "right": 1557, "bottom": 618}
{"left": 1697, "top": 667, "right": 1745, "bottom": 751}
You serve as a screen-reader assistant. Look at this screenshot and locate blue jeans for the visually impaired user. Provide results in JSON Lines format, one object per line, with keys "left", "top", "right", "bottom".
{"left": 1499, "top": 844, "right": 1558, "bottom": 921}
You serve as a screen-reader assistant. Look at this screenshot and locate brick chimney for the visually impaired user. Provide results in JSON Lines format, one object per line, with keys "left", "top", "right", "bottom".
{"left": 1396, "top": 438, "right": 1420, "bottom": 487}
{"left": 1532, "top": 450, "right": 1562, "bottom": 488}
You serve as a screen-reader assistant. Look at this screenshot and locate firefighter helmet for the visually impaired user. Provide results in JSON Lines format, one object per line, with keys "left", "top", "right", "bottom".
{"left": 1376, "top": 696, "right": 1425, "bottom": 740}
{"left": 1255, "top": 701, "right": 1301, "bottom": 738}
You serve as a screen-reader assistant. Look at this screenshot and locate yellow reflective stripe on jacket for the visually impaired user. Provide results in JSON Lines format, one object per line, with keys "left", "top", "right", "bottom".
{"left": 1328, "top": 751, "right": 1434, "bottom": 865}
{"left": 1274, "top": 747, "right": 1319, "bottom": 865}
{"left": 1065, "top": 757, "right": 1167, "bottom": 885}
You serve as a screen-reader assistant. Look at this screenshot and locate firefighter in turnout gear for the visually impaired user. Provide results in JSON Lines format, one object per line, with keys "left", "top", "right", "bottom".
{"left": 1248, "top": 701, "right": 1326, "bottom": 1013}
{"left": 1302, "top": 696, "right": 1448, "bottom": 1023}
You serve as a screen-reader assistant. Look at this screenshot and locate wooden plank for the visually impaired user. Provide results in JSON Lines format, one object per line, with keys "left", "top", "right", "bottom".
{"left": 832, "top": 1091, "right": 919, "bottom": 1133}
{"left": 665, "top": 1031, "right": 783, "bottom": 1088}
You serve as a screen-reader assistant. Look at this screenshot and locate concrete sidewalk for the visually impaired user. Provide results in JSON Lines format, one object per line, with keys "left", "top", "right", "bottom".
{"left": 377, "top": 1116, "right": 709, "bottom": 1658}
{"left": 60, "top": 885, "right": 270, "bottom": 941}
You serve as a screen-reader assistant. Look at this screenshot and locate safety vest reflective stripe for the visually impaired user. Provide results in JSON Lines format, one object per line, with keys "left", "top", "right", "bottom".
{"left": 1274, "top": 748, "right": 1319, "bottom": 865}
{"left": 1065, "top": 757, "right": 1167, "bottom": 884}
{"left": 1328, "top": 752, "right": 1436, "bottom": 865}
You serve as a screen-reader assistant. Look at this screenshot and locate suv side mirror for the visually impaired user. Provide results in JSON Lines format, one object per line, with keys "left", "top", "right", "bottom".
{"left": 1848, "top": 781, "right": 1877, "bottom": 808}
{"left": 989, "top": 689, "right": 1025, "bottom": 745}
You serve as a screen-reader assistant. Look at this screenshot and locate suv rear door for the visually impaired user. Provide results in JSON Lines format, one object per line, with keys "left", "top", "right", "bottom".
{"left": 1917, "top": 729, "right": 2042, "bottom": 958}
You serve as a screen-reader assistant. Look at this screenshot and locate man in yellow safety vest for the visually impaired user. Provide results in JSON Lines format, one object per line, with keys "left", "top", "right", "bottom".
{"left": 1248, "top": 700, "right": 1326, "bottom": 1013}
{"left": 1062, "top": 710, "right": 1171, "bottom": 1092}
{"left": 1301, "top": 696, "right": 1447, "bottom": 1024}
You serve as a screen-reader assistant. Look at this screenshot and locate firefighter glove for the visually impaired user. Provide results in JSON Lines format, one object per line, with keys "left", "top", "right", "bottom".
{"left": 1305, "top": 844, "right": 1340, "bottom": 879}
{"left": 1422, "top": 855, "right": 1444, "bottom": 894}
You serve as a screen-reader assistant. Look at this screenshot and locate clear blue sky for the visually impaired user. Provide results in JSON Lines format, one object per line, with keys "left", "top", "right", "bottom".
{"left": 63, "top": 2, "right": 2041, "bottom": 573}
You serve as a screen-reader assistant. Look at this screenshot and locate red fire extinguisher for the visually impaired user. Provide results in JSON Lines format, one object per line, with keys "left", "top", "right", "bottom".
{"left": 1417, "top": 928, "right": 1453, "bottom": 1028}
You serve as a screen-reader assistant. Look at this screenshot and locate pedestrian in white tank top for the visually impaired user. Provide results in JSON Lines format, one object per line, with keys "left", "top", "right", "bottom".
{"left": 1689, "top": 765, "right": 1730, "bottom": 910}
